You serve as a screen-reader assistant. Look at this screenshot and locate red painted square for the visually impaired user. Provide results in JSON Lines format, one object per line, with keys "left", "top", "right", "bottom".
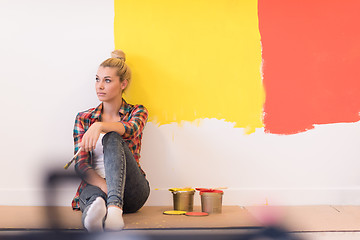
{"left": 259, "top": 0, "right": 360, "bottom": 134}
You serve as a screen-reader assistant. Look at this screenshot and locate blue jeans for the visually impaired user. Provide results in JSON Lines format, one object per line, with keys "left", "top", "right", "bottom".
{"left": 79, "top": 131, "right": 150, "bottom": 215}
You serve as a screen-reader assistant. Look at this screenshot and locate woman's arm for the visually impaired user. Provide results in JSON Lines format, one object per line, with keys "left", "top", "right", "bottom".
{"left": 73, "top": 113, "right": 93, "bottom": 175}
{"left": 121, "top": 105, "right": 148, "bottom": 139}
{"left": 100, "top": 122, "right": 126, "bottom": 135}
{"left": 80, "top": 122, "right": 125, "bottom": 152}
{"left": 80, "top": 105, "right": 148, "bottom": 151}
{"left": 73, "top": 112, "right": 107, "bottom": 193}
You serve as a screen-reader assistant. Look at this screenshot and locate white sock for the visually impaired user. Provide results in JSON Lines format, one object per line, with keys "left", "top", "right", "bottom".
{"left": 104, "top": 206, "right": 125, "bottom": 231}
{"left": 83, "top": 197, "right": 107, "bottom": 232}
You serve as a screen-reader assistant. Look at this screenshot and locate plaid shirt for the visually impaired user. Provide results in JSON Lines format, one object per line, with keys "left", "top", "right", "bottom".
{"left": 71, "top": 98, "right": 148, "bottom": 210}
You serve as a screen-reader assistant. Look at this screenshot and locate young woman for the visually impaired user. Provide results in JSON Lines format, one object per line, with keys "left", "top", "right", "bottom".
{"left": 72, "top": 50, "right": 150, "bottom": 232}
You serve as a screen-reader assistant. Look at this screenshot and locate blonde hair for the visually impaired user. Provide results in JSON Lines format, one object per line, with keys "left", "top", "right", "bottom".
{"left": 100, "top": 50, "right": 131, "bottom": 88}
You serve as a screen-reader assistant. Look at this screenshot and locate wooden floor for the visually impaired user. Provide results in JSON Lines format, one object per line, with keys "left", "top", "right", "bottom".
{"left": 0, "top": 205, "right": 359, "bottom": 232}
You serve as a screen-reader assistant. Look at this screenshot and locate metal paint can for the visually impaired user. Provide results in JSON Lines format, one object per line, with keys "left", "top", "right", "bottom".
{"left": 199, "top": 190, "right": 223, "bottom": 214}
{"left": 170, "top": 188, "right": 195, "bottom": 212}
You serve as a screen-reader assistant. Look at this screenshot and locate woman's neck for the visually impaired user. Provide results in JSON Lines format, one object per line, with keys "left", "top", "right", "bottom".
{"left": 102, "top": 97, "right": 123, "bottom": 120}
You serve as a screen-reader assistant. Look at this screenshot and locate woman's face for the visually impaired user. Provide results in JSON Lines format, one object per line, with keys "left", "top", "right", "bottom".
{"left": 95, "top": 67, "right": 127, "bottom": 102}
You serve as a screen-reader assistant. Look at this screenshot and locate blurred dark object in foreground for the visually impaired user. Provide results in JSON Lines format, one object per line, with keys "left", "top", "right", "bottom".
{"left": 44, "top": 170, "right": 80, "bottom": 229}
{"left": 0, "top": 228, "right": 303, "bottom": 240}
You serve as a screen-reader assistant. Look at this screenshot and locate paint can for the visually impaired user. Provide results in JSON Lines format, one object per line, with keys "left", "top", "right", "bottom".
{"left": 197, "top": 189, "right": 223, "bottom": 214}
{"left": 169, "top": 188, "right": 195, "bottom": 212}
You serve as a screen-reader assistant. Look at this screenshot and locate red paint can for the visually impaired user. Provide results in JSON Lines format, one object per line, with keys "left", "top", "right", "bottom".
{"left": 196, "top": 188, "right": 224, "bottom": 214}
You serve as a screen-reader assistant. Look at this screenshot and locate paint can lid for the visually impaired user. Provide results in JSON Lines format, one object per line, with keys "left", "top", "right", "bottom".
{"left": 196, "top": 188, "right": 224, "bottom": 195}
{"left": 185, "top": 212, "right": 209, "bottom": 217}
{"left": 169, "top": 188, "right": 195, "bottom": 192}
{"left": 163, "top": 210, "right": 187, "bottom": 215}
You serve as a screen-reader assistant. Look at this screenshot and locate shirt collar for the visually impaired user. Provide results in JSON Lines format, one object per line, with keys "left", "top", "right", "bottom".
{"left": 90, "top": 98, "right": 130, "bottom": 119}
{"left": 119, "top": 98, "right": 131, "bottom": 117}
{"left": 91, "top": 103, "right": 103, "bottom": 120}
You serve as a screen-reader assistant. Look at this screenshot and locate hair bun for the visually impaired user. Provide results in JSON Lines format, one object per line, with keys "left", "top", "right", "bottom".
{"left": 111, "top": 50, "right": 126, "bottom": 61}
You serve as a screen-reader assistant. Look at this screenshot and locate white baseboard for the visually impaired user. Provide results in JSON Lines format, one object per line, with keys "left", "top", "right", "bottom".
{"left": 1, "top": 188, "right": 360, "bottom": 206}
{"left": 146, "top": 188, "right": 360, "bottom": 206}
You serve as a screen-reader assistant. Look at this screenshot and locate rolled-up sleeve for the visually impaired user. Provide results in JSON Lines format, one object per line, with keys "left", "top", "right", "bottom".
{"left": 73, "top": 113, "right": 92, "bottom": 176}
{"left": 121, "top": 105, "right": 148, "bottom": 139}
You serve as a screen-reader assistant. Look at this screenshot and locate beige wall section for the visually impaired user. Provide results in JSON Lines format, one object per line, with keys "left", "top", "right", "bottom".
{"left": 1, "top": 0, "right": 360, "bottom": 206}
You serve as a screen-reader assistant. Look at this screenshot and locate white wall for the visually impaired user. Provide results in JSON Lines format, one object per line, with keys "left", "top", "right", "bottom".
{"left": 0, "top": 0, "right": 114, "bottom": 206}
{"left": 1, "top": 0, "right": 360, "bottom": 207}
{"left": 142, "top": 121, "right": 360, "bottom": 206}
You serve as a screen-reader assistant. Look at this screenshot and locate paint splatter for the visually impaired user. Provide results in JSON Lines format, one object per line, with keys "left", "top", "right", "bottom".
{"left": 259, "top": 0, "right": 360, "bottom": 134}
{"left": 114, "top": 0, "right": 264, "bottom": 134}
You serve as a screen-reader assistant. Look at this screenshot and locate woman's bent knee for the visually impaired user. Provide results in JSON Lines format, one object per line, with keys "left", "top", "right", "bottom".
{"left": 102, "top": 131, "right": 123, "bottom": 145}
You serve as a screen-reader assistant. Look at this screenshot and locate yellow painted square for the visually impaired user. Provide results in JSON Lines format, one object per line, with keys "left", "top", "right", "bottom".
{"left": 114, "top": 0, "right": 264, "bottom": 133}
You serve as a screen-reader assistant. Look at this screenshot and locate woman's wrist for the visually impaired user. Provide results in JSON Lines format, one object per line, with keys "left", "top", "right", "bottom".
{"left": 94, "top": 122, "right": 103, "bottom": 132}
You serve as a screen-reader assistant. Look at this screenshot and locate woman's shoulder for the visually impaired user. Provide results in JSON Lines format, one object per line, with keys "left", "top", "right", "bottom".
{"left": 130, "top": 103, "right": 148, "bottom": 115}
{"left": 76, "top": 108, "right": 95, "bottom": 117}
{"left": 76, "top": 104, "right": 102, "bottom": 120}
{"left": 123, "top": 99, "right": 147, "bottom": 113}
{"left": 133, "top": 104, "right": 147, "bottom": 111}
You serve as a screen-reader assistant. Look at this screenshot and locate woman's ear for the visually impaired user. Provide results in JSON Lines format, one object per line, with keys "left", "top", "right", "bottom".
{"left": 121, "top": 79, "right": 128, "bottom": 90}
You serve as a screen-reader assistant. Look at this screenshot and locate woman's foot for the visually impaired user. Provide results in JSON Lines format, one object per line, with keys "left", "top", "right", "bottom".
{"left": 83, "top": 197, "right": 107, "bottom": 232}
{"left": 104, "top": 206, "right": 124, "bottom": 231}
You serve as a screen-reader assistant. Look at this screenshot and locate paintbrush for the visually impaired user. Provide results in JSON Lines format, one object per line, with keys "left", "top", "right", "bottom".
{"left": 64, "top": 147, "right": 82, "bottom": 170}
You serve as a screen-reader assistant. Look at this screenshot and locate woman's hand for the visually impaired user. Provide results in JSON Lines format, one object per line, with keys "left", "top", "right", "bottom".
{"left": 80, "top": 122, "right": 102, "bottom": 152}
